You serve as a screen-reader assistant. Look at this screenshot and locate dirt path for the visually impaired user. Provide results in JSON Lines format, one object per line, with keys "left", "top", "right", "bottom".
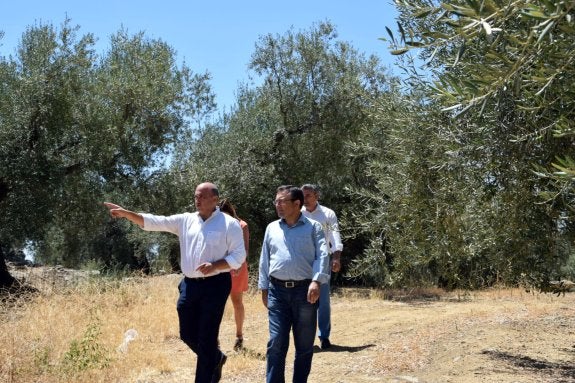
{"left": 134, "top": 287, "right": 575, "bottom": 383}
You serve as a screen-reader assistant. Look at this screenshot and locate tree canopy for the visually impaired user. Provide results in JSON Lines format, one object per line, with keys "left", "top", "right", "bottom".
{"left": 2, "top": 8, "right": 575, "bottom": 291}
{"left": 0, "top": 19, "right": 215, "bottom": 287}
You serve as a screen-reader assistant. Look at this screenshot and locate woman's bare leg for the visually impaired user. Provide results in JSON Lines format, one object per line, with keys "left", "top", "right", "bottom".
{"left": 230, "top": 292, "right": 245, "bottom": 338}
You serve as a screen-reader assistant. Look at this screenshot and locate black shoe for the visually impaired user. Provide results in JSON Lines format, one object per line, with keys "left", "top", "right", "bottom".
{"left": 320, "top": 338, "right": 331, "bottom": 349}
{"left": 211, "top": 352, "right": 227, "bottom": 383}
{"left": 233, "top": 337, "right": 243, "bottom": 351}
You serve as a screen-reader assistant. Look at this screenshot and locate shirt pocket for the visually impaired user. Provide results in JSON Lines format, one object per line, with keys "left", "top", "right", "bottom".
{"left": 292, "top": 235, "right": 313, "bottom": 259}
{"left": 206, "top": 231, "right": 224, "bottom": 245}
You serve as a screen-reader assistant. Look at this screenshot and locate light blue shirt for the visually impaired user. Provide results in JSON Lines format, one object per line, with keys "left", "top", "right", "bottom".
{"left": 258, "top": 214, "right": 330, "bottom": 289}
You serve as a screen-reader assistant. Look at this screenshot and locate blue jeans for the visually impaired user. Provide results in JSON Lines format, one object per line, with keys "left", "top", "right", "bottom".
{"left": 177, "top": 273, "right": 231, "bottom": 383}
{"left": 317, "top": 277, "right": 331, "bottom": 340}
{"left": 266, "top": 282, "right": 317, "bottom": 383}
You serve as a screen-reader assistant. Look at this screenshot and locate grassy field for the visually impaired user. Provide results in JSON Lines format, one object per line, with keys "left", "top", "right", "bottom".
{"left": 2, "top": 268, "right": 575, "bottom": 383}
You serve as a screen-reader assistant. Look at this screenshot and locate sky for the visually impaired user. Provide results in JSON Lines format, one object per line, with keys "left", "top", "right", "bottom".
{"left": 1, "top": 0, "right": 400, "bottom": 112}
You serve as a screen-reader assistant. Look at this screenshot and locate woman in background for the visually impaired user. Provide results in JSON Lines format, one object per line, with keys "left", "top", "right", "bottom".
{"left": 219, "top": 199, "right": 249, "bottom": 351}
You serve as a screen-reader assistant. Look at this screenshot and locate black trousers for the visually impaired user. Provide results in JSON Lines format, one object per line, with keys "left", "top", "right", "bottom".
{"left": 177, "top": 273, "right": 231, "bottom": 383}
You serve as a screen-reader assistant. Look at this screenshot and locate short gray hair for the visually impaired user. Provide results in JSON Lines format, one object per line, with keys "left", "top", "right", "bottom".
{"left": 301, "top": 184, "right": 320, "bottom": 198}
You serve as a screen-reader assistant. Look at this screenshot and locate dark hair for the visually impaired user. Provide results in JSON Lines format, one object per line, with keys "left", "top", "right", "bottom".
{"left": 301, "top": 183, "right": 320, "bottom": 198}
{"left": 219, "top": 198, "right": 239, "bottom": 219}
{"left": 276, "top": 185, "right": 304, "bottom": 208}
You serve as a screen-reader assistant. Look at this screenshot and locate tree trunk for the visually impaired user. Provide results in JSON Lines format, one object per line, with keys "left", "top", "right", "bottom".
{"left": 0, "top": 246, "right": 17, "bottom": 289}
{"left": 0, "top": 180, "right": 17, "bottom": 289}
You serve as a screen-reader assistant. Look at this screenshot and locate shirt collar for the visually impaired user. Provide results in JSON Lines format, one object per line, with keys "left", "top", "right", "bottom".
{"left": 198, "top": 208, "right": 220, "bottom": 223}
{"left": 302, "top": 202, "right": 320, "bottom": 213}
{"left": 280, "top": 213, "right": 306, "bottom": 227}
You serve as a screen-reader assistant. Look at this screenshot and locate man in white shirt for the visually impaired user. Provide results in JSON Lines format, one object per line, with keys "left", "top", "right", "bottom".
{"left": 300, "top": 184, "right": 343, "bottom": 350}
{"left": 104, "top": 182, "right": 245, "bottom": 383}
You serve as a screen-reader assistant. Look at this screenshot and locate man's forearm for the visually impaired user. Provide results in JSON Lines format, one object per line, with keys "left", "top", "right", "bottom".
{"left": 119, "top": 210, "right": 144, "bottom": 227}
{"left": 212, "top": 258, "right": 231, "bottom": 271}
{"left": 105, "top": 202, "right": 144, "bottom": 227}
{"left": 331, "top": 250, "right": 342, "bottom": 273}
{"left": 332, "top": 250, "right": 342, "bottom": 262}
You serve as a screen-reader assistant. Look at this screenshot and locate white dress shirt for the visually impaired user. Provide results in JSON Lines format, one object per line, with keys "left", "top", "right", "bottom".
{"left": 142, "top": 208, "right": 246, "bottom": 278}
{"left": 301, "top": 203, "right": 343, "bottom": 254}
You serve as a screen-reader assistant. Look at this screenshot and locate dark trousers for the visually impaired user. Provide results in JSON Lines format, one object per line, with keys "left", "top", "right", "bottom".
{"left": 177, "top": 273, "right": 231, "bottom": 383}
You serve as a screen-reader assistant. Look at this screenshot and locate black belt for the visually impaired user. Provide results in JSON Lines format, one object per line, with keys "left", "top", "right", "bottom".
{"left": 184, "top": 273, "right": 228, "bottom": 281}
{"left": 270, "top": 276, "right": 312, "bottom": 288}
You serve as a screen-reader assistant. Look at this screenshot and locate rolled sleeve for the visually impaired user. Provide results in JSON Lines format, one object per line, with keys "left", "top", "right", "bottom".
{"left": 312, "top": 221, "right": 330, "bottom": 284}
{"left": 328, "top": 213, "right": 344, "bottom": 253}
{"left": 224, "top": 220, "right": 246, "bottom": 270}
{"left": 258, "top": 228, "right": 271, "bottom": 290}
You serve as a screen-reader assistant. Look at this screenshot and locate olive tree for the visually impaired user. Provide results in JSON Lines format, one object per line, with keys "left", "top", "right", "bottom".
{"left": 172, "top": 22, "right": 398, "bottom": 271}
{"left": 356, "top": 0, "right": 575, "bottom": 288}
{"left": 0, "top": 19, "right": 215, "bottom": 288}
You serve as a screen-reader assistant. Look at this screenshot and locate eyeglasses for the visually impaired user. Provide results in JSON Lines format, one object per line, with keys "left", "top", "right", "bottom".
{"left": 273, "top": 198, "right": 295, "bottom": 206}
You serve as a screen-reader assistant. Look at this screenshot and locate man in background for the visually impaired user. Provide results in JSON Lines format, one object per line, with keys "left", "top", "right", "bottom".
{"left": 301, "top": 183, "right": 343, "bottom": 349}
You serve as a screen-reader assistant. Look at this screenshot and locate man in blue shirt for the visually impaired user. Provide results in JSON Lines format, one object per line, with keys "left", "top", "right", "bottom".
{"left": 259, "top": 185, "right": 330, "bottom": 383}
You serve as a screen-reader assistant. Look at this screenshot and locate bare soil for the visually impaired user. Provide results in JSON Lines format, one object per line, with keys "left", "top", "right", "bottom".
{"left": 135, "top": 285, "right": 575, "bottom": 383}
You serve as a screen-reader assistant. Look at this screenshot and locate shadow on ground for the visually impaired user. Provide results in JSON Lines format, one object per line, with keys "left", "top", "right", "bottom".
{"left": 482, "top": 349, "right": 575, "bottom": 381}
{"left": 314, "top": 343, "right": 375, "bottom": 353}
{"left": 237, "top": 343, "right": 375, "bottom": 359}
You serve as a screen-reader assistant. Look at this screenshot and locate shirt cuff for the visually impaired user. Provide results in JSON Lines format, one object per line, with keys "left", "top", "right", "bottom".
{"left": 312, "top": 272, "right": 330, "bottom": 285}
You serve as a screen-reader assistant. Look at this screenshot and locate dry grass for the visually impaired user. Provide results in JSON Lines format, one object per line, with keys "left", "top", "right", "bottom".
{"left": 2, "top": 271, "right": 575, "bottom": 383}
{"left": 1, "top": 273, "right": 181, "bottom": 383}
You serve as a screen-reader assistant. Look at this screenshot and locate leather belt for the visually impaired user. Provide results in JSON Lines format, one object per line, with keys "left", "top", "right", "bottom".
{"left": 270, "top": 276, "right": 312, "bottom": 288}
{"left": 184, "top": 273, "right": 227, "bottom": 281}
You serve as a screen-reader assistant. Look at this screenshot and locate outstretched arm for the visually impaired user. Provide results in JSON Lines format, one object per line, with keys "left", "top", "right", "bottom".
{"left": 104, "top": 202, "right": 144, "bottom": 228}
